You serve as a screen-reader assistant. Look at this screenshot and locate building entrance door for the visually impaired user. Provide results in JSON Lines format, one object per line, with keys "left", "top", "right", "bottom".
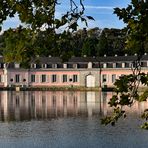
{"left": 86, "top": 75, "right": 95, "bottom": 87}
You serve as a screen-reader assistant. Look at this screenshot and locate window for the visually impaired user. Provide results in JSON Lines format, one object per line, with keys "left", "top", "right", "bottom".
{"left": 73, "top": 64, "right": 77, "bottom": 69}
{"left": 112, "top": 74, "right": 116, "bottom": 83}
{"left": 42, "top": 64, "right": 47, "bottom": 68}
{"left": 113, "top": 63, "right": 116, "bottom": 68}
{"left": 57, "top": 64, "right": 63, "bottom": 68}
{"left": 141, "top": 62, "right": 147, "bottom": 67}
{"left": 41, "top": 75, "right": 46, "bottom": 82}
{"left": 77, "top": 64, "right": 87, "bottom": 68}
{"left": 116, "top": 63, "right": 122, "bottom": 68}
{"left": 15, "top": 63, "right": 20, "bottom": 68}
{"left": 103, "top": 63, "right": 107, "bottom": 68}
{"left": 102, "top": 74, "right": 107, "bottom": 83}
{"left": 15, "top": 74, "right": 20, "bottom": 83}
{"left": 63, "top": 75, "right": 67, "bottom": 82}
{"left": 125, "top": 63, "right": 130, "bottom": 68}
{"left": 107, "top": 63, "right": 113, "bottom": 68}
{"left": 69, "top": 78, "right": 72, "bottom": 82}
{"left": 122, "top": 63, "right": 125, "bottom": 68}
{"left": 52, "top": 74, "right": 57, "bottom": 82}
{"left": 31, "top": 64, "right": 36, "bottom": 68}
{"left": 23, "top": 79, "right": 26, "bottom": 82}
{"left": 52, "top": 64, "right": 57, "bottom": 68}
{"left": 67, "top": 64, "right": 73, "bottom": 68}
{"left": 31, "top": 75, "right": 36, "bottom": 82}
{"left": 88, "top": 62, "right": 92, "bottom": 68}
{"left": 73, "top": 75, "right": 78, "bottom": 82}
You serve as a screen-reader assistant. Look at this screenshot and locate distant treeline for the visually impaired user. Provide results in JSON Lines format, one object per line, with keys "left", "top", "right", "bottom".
{"left": 0, "top": 27, "right": 135, "bottom": 63}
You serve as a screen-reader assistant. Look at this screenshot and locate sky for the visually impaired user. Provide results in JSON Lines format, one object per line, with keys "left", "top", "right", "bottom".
{"left": 2, "top": 0, "right": 131, "bottom": 32}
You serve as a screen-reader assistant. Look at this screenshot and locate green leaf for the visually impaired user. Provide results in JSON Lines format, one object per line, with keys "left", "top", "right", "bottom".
{"left": 108, "top": 95, "right": 118, "bottom": 107}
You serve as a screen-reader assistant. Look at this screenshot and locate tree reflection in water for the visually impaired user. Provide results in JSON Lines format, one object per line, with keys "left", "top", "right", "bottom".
{"left": 0, "top": 91, "right": 147, "bottom": 122}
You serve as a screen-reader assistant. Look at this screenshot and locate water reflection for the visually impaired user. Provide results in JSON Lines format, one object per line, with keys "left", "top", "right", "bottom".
{"left": 0, "top": 91, "right": 148, "bottom": 121}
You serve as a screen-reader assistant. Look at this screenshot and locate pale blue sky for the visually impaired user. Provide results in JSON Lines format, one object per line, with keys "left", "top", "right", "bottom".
{"left": 82, "top": 0, "right": 131, "bottom": 29}
{"left": 2, "top": 0, "right": 131, "bottom": 31}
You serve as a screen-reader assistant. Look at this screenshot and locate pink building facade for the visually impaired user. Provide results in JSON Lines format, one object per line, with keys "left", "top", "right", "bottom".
{"left": 0, "top": 55, "right": 147, "bottom": 88}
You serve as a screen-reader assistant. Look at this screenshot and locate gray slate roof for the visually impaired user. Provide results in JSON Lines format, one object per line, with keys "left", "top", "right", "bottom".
{"left": 67, "top": 55, "right": 143, "bottom": 63}
{"left": 1, "top": 55, "right": 148, "bottom": 65}
{"left": 67, "top": 57, "right": 97, "bottom": 63}
{"left": 31, "top": 57, "right": 62, "bottom": 64}
{"left": 97, "top": 55, "right": 148, "bottom": 63}
{"left": 97, "top": 56, "right": 137, "bottom": 62}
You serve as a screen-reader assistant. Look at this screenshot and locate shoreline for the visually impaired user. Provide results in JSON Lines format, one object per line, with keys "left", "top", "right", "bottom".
{"left": 0, "top": 86, "right": 114, "bottom": 91}
{"left": 0, "top": 86, "right": 146, "bottom": 92}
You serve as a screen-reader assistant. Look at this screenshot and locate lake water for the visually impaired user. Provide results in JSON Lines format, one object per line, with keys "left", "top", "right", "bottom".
{"left": 0, "top": 91, "right": 148, "bottom": 148}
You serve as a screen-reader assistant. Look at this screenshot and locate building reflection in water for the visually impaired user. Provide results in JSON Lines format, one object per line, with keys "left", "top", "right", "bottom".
{"left": 0, "top": 91, "right": 148, "bottom": 121}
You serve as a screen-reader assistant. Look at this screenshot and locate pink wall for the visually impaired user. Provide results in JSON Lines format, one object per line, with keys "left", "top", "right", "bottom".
{"left": 8, "top": 70, "right": 29, "bottom": 86}
{"left": 29, "top": 71, "right": 80, "bottom": 87}
{"left": 101, "top": 68, "right": 148, "bottom": 87}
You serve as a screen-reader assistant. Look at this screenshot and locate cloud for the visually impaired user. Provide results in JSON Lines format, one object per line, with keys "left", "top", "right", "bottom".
{"left": 85, "top": 5, "right": 114, "bottom": 10}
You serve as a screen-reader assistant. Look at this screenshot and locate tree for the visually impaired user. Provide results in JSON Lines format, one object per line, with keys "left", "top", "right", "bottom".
{"left": 101, "top": 0, "right": 148, "bottom": 129}
{"left": 81, "top": 37, "right": 98, "bottom": 57}
{"left": 2, "top": 26, "right": 36, "bottom": 68}
{"left": 97, "top": 30, "right": 108, "bottom": 56}
{"left": 103, "top": 28, "right": 126, "bottom": 56}
{"left": 0, "top": 0, "right": 95, "bottom": 64}
{"left": 0, "top": 0, "right": 95, "bottom": 32}
{"left": 114, "top": 0, "right": 148, "bottom": 55}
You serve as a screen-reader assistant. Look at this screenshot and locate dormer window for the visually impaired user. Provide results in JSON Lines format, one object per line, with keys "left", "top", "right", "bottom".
{"left": 31, "top": 64, "right": 36, "bottom": 68}
{"left": 63, "top": 63, "right": 67, "bottom": 68}
{"left": 73, "top": 63, "right": 77, "bottom": 69}
{"left": 67, "top": 64, "right": 73, "bottom": 68}
{"left": 113, "top": 63, "right": 116, "bottom": 68}
{"left": 116, "top": 63, "right": 122, "bottom": 68}
{"left": 88, "top": 62, "right": 92, "bottom": 68}
{"left": 15, "top": 63, "right": 20, "bottom": 68}
{"left": 125, "top": 63, "right": 130, "bottom": 68}
{"left": 122, "top": 63, "right": 125, "bottom": 68}
{"left": 57, "top": 64, "right": 63, "bottom": 68}
{"left": 77, "top": 63, "right": 87, "bottom": 68}
{"left": 103, "top": 63, "right": 107, "bottom": 68}
{"left": 42, "top": 64, "right": 47, "bottom": 68}
{"left": 52, "top": 64, "right": 57, "bottom": 68}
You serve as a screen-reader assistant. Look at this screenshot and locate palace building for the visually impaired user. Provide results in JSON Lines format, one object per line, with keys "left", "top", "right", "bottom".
{"left": 0, "top": 54, "right": 147, "bottom": 89}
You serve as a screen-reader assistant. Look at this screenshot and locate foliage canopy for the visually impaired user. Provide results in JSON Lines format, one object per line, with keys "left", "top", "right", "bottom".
{"left": 101, "top": 0, "right": 148, "bottom": 129}
{"left": 0, "top": 0, "right": 95, "bottom": 63}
